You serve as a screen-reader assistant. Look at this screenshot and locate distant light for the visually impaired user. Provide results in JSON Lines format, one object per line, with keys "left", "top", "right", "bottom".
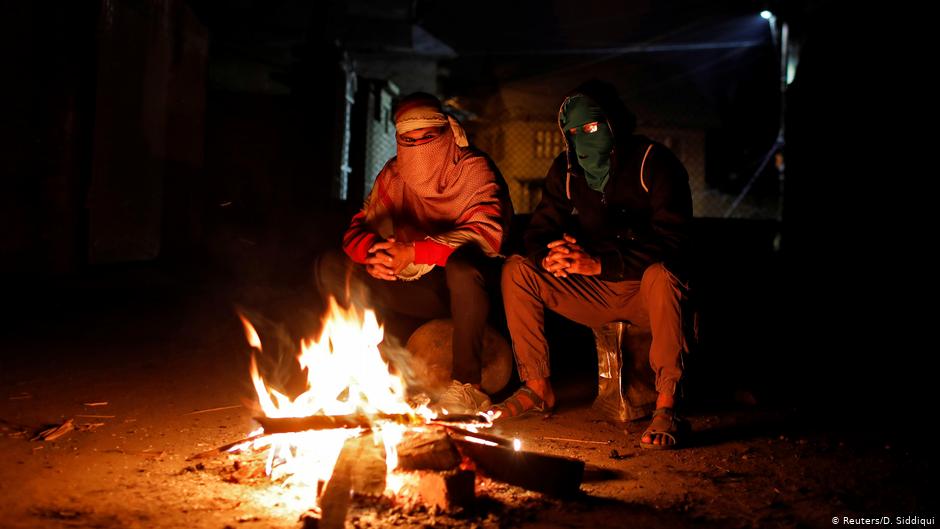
{"left": 760, "top": 10, "right": 773, "bottom": 20}
{"left": 513, "top": 438, "right": 522, "bottom": 451}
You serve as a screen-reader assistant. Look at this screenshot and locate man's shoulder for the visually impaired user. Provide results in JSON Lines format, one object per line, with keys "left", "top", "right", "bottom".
{"left": 543, "top": 152, "right": 568, "bottom": 180}
{"left": 455, "top": 147, "right": 500, "bottom": 179}
{"left": 383, "top": 155, "right": 399, "bottom": 172}
{"left": 629, "top": 135, "right": 680, "bottom": 162}
{"left": 376, "top": 156, "right": 403, "bottom": 182}
{"left": 455, "top": 146, "right": 492, "bottom": 166}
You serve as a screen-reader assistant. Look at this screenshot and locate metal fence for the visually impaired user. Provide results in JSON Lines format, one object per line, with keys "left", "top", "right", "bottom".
{"left": 469, "top": 117, "right": 782, "bottom": 219}
{"left": 350, "top": 81, "right": 783, "bottom": 221}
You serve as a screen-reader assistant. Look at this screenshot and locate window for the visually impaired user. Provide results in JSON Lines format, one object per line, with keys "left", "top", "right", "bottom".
{"left": 534, "top": 129, "right": 564, "bottom": 159}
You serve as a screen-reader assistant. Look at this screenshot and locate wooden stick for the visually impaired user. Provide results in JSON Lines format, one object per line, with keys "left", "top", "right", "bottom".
{"left": 442, "top": 425, "right": 515, "bottom": 448}
{"left": 429, "top": 414, "right": 492, "bottom": 426}
{"left": 253, "top": 413, "right": 412, "bottom": 433}
{"left": 542, "top": 436, "right": 611, "bottom": 445}
{"left": 33, "top": 419, "right": 75, "bottom": 442}
{"left": 254, "top": 412, "right": 490, "bottom": 434}
{"left": 183, "top": 405, "right": 243, "bottom": 416}
{"left": 186, "top": 433, "right": 269, "bottom": 460}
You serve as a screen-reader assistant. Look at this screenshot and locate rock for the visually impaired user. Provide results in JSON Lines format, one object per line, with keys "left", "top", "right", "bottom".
{"left": 405, "top": 319, "right": 513, "bottom": 394}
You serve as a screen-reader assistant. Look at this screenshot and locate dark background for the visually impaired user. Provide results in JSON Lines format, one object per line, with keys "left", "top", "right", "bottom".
{"left": 0, "top": 0, "right": 927, "bottom": 440}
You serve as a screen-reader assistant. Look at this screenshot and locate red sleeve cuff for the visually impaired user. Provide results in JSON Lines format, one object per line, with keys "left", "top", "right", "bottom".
{"left": 343, "top": 232, "right": 379, "bottom": 264}
{"left": 413, "top": 240, "right": 455, "bottom": 266}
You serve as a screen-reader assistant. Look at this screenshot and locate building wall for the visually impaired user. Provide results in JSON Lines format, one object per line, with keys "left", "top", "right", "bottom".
{"left": 88, "top": 0, "right": 207, "bottom": 263}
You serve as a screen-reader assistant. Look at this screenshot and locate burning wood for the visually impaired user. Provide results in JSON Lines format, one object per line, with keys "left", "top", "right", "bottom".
{"left": 253, "top": 412, "right": 490, "bottom": 434}
{"left": 453, "top": 437, "right": 585, "bottom": 497}
{"left": 253, "top": 413, "right": 421, "bottom": 433}
{"left": 318, "top": 433, "right": 389, "bottom": 529}
{"left": 230, "top": 299, "right": 586, "bottom": 525}
{"left": 407, "top": 469, "right": 475, "bottom": 511}
{"left": 395, "top": 429, "right": 461, "bottom": 471}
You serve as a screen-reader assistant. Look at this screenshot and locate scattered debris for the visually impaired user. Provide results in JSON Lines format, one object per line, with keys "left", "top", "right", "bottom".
{"left": 33, "top": 419, "right": 75, "bottom": 441}
{"left": 75, "top": 414, "right": 116, "bottom": 419}
{"left": 222, "top": 454, "right": 267, "bottom": 484}
{"left": 187, "top": 433, "right": 269, "bottom": 460}
{"left": 82, "top": 401, "right": 108, "bottom": 407}
{"left": 608, "top": 449, "right": 630, "bottom": 460}
{"left": 76, "top": 422, "right": 107, "bottom": 431}
{"left": 1, "top": 419, "right": 30, "bottom": 438}
{"left": 31, "top": 507, "right": 88, "bottom": 520}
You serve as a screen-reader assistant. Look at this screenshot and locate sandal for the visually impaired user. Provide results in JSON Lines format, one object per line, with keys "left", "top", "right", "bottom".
{"left": 489, "top": 385, "right": 553, "bottom": 420}
{"left": 639, "top": 408, "right": 689, "bottom": 450}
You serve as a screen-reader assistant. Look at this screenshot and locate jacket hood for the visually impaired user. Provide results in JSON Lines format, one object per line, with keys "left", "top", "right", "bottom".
{"left": 557, "top": 79, "right": 637, "bottom": 141}
{"left": 557, "top": 80, "right": 638, "bottom": 195}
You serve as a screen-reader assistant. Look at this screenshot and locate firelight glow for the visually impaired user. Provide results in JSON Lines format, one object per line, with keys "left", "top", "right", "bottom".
{"left": 234, "top": 298, "right": 435, "bottom": 512}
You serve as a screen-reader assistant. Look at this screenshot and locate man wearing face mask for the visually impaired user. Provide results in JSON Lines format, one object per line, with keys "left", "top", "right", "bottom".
{"left": 492, "top": 80, "right": 693, "bottom": 449}
{"left": 319, "top": 92, "right": 512, "bottom": 414}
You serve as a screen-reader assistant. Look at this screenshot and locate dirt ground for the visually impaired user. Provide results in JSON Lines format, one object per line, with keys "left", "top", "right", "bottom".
{"left": 0, "top": 275, "right": 933, "bottom": 529}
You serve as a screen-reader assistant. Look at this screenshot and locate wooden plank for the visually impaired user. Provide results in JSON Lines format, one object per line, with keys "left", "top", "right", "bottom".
{"left": 452, "top": 438, "right": 584, "bottom": 497}
{"left": 253, "top": 413, "right": 490, "bottom": 434}
{"left": 319, "top": 433, "right": 388, "bottom": 529}
{"left": 414, "top": 469, "right": 475, "bottom": 511}
{"left": 396, "top": 429, "right": 461, "bottom": 471}
{"left": 253, "top": 413, "right": 416, "bottom": 433}
{"left": 350, "top": 433, "right": 387, "bottom": 496}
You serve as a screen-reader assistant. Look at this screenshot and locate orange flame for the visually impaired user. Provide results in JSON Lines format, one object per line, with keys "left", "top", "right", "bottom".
{"left": 235, "top": 298, "right": 433, "bottom": 511}
{"left": 239, "top": 314, "right": 262, "bottom": 350}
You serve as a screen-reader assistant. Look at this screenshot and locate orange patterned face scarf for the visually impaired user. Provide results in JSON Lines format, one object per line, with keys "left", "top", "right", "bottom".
{"left": 396, "top": 126, "right": 458, "bottom": 192}
{"left": 395, "top": 101, "right": 469, "bottom": 146}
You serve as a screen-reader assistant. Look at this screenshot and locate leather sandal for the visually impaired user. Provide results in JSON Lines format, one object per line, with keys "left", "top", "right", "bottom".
{"left": 489, "top": 385, "right": 553, "bottom": 420}
{"left": 640, "top": 408, "right": 689, "bottom": 450}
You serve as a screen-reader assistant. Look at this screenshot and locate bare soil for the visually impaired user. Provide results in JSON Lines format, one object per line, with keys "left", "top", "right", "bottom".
{"left": 0, "top": 280, "right": 932, "bottom": 529}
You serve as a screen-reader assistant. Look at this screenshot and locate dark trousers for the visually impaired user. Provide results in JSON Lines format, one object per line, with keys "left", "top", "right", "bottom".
{"left": 501, "top": 255, "right": 688, "bottom": 397}
{"left": 315, "top": 246, "right": 502, "bottom": 385}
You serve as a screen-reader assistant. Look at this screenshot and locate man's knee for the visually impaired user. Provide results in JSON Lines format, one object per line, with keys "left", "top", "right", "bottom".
{"left": 501, "top": 254, "right": 541, "bottom": 292}
{"left": 642, "top": 262, "right": 681, "bottom": 287}
{"left": 445, "top": 248, "right": 486, "bottom": 286}
{"left": 501, "top": 254, "right": 526, "bottom": 283}
{"left": 641, "top": 262, "right": 686, "bottom": 304}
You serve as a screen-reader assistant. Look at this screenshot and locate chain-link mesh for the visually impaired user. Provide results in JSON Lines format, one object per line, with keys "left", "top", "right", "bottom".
{"left": 353, "top": 72, "right": 782, "bottom": 220}
{"left": 470, "top": 117, "right": 780, "bottom": 219}
{"left": 360, "top": 81, "right": 399, "bottom": 200}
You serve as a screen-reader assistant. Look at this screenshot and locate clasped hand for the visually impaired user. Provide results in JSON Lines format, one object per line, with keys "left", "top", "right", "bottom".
{"left": 366, "top": 237, "right": 415, "bottom": 281}
{"left": 541, "top": 233, "right": 601, "bottom": 278}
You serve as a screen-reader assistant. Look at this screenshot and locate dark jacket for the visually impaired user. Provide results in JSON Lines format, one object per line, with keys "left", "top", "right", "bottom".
{"left": 524, "top": 80, "right": 692, "bottom": 281}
